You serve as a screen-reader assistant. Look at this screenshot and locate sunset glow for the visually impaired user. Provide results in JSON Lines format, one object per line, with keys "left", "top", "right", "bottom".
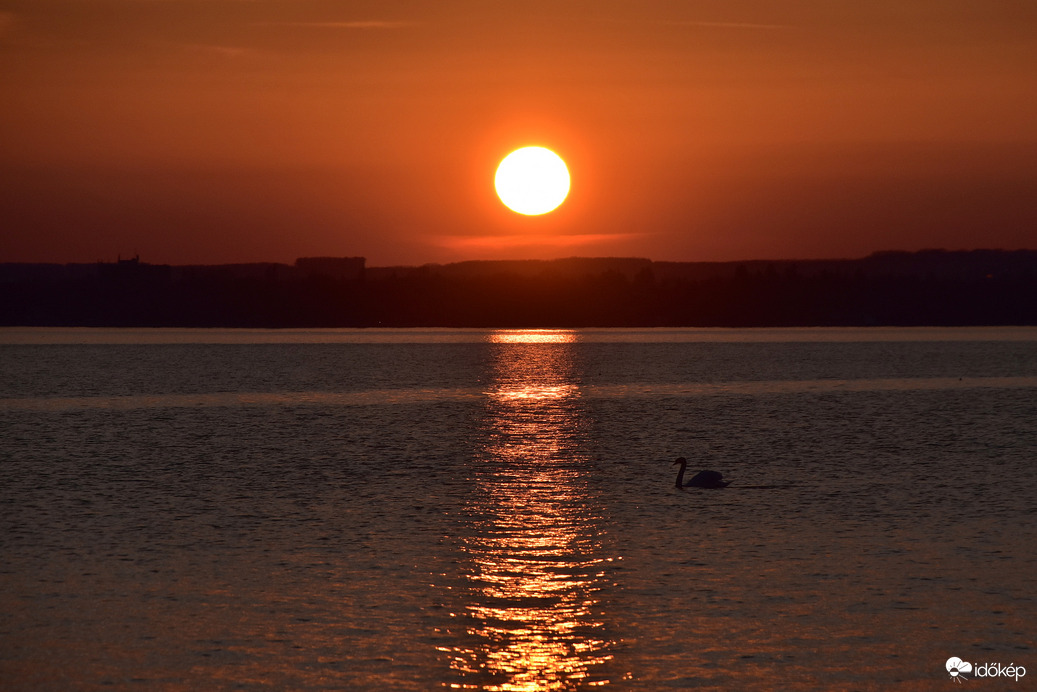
{"left": 0, "top": 2, "right": 1034, "bottom": 265}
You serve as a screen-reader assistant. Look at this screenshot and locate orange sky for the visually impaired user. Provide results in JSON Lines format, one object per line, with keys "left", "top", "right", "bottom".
{"left": 1, "top": 1, "right": 1035, "bottom": 266}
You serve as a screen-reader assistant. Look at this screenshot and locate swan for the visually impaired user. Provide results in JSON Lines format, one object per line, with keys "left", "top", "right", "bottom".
{"left": 673, "top": 457, "right": 731, "bottom": 489}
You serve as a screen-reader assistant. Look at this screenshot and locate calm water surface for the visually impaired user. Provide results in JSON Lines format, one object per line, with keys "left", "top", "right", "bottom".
{"left": 1, "top": 328, "right": 1035, "bottom": 690}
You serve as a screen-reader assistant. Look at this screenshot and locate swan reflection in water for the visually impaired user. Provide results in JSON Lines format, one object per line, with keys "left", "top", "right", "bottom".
{"left": 446, "top": 330, "right": 617, "bottom": 690}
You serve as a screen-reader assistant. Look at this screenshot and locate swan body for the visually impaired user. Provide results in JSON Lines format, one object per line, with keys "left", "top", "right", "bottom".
{"left": 673, "top": 457, "right": 730, "bottom": 489}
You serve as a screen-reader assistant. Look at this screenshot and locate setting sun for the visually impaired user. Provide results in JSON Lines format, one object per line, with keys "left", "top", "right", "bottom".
{"left": 494, "top": 147, "right": 570, "bottom": 216}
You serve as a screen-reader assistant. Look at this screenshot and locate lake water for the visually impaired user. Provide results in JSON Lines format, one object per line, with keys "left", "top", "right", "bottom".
{"left": 1, "top": 327, "right": 1035, "bottom": 690}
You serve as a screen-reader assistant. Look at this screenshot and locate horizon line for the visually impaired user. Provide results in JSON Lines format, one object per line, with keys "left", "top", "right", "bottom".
{"left": 3, "top": 247, "right": 1036, "bottom": 269}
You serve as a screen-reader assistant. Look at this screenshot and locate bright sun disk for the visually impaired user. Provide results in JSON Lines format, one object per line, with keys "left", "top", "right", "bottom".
{"left": 495, "top": 147, "right": 570, "bottom": 215}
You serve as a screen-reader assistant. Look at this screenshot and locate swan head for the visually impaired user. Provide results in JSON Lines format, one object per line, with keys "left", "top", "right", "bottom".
{"left": 672, "top": 457, "right": 687, "bottom": 465}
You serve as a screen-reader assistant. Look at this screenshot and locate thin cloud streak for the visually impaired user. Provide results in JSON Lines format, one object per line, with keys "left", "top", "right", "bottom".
{"left": 436, "top": 233, "right": 646, "bottom": 251}
{"left": 666, "top": 20, "right": 791, "bottom": 30}
{"left": 256, "top": 21, "right": 416, "bottom": 30}
{"left": 596, "top": 17, "right": 791, "bottom": 31}
{"left": 179, "top": 43, "right": 252, "bottom": 58}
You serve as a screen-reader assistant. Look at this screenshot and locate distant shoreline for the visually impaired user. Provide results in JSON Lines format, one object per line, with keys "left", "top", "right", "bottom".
{"left": 2, "top": 249, "right": 1035, "bottom": 328}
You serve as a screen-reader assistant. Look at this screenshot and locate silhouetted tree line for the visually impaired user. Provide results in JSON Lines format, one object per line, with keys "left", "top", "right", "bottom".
{"left": 2, "top": 250, "right": 1035, "bottom": 327}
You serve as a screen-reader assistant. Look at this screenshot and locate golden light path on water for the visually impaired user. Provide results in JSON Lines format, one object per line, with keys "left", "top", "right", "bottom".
{"left": 445, "top": 329, "right": 617, "bottom": 690}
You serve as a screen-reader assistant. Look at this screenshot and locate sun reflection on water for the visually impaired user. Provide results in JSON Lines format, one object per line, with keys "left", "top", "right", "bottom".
{"left": 446, "top": 330, "right": 616, "bottom": 690}
{"left": 488, "top": 330, "right": 579, "bottom": 345}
